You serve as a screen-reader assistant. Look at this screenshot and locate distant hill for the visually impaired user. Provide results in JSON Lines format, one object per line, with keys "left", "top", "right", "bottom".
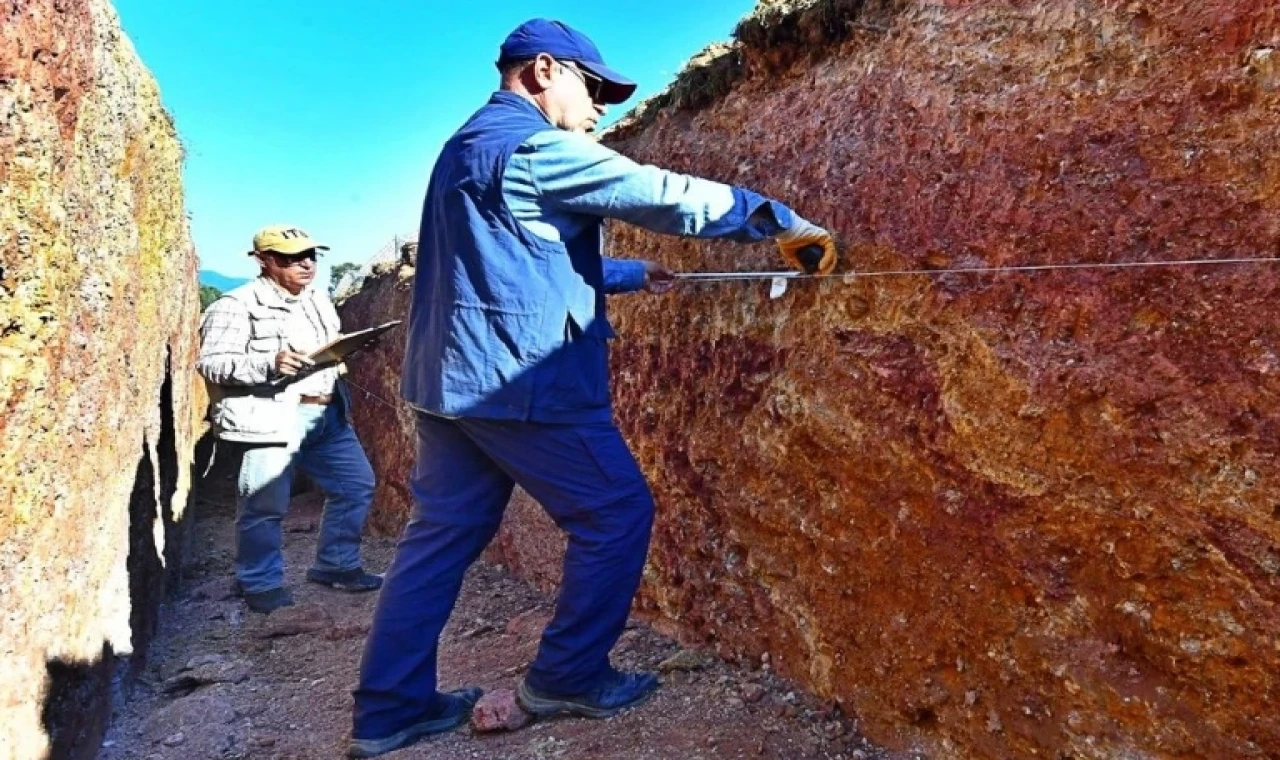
{"left": 198, "top": 270, "right": 250, "bottom": 292}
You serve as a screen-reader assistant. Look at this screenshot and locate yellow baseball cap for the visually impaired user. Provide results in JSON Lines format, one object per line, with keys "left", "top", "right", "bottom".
{"left": 248, "top": 224, "right": 330, "bottom": 256}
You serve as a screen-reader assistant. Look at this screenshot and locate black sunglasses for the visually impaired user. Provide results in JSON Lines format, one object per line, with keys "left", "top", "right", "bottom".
{"left": 266, "top": 250, "right": 318, "bottom": 265}
{"left": 560, "top": 60, "right": 606, "bottom": 104}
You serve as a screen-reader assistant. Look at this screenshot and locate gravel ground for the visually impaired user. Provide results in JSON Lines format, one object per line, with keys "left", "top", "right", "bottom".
{"left": 101, "top": 461, "right": 913, "bottom": 760}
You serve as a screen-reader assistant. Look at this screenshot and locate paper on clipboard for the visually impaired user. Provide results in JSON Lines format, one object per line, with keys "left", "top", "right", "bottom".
{"left": 271, "top": 320, "right": 402, "bottom": 385}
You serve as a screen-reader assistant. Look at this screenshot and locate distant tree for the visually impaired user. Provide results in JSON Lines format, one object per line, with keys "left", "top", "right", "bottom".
{"left": 199, "top": 284, "right": 223, "bottom": 310}
{"left": 330, "top": 262, "right": 361, "bottom": 294}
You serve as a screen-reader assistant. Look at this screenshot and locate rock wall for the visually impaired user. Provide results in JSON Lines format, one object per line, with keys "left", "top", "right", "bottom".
{"left": 0, "top": 1, "right": 201, "bottom": 758}
{"left": 343, "top": 1, "right": 1280, "bottom": 757}
{"left": 337, "top": 264, "right": 571, "bottom": 590}
{"left": 335, "top": 264, "right": 417, "bottom": 536}
{"left": 603, "top": 1, "right": 1280, "bottom": 757}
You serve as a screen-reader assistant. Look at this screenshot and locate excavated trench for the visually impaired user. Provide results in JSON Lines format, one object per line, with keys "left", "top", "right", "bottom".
{"left": 337, "top": 2, "right": 1280, "bottom": 758}
{"left": 8, "top": 1, "right": 1280, "bottom": 759}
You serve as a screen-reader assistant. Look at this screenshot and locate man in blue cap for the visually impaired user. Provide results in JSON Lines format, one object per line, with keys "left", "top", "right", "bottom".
{"left": 348, "top": 18, "right": 838, "bottom": 758}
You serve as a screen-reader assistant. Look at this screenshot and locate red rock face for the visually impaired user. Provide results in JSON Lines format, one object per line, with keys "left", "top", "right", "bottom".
{"left": 1, "top": 1, "right": 201, "bottom": 757}
{"left": 598, "top": 1, "right": 1280, "bottom": 757}
{"left": 335, "top": 267, "right": 418, "bottom": 536}
{"left": 344, "top": 1, "right": 1280, "bottom": 756}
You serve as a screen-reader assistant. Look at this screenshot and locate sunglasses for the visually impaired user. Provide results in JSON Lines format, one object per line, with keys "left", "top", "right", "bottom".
{"left": 558, "top": 60, "right": 605, "bottom": 104}
{"left": 265, "top": 250, "right": 318, "bottom": 266}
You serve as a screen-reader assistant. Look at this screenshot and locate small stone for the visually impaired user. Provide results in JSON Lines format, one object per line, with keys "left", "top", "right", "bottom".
{"left": 471, "top": 689, "right": 532, "bottom": 732}
{"left": 161, "top": 732, "right": 185, "bottom": 747}
{"left": 461, "top": 622, "right": 496, "bottom": 639}
{"left": 504, "top": 608, "right": 551, "bottom": 638}
{"left": 188, "top": 578, "right": 238, "bottom": 602}
{"left": 324, "top": 623, "right": 370, "bottom": 641}
{"left": 726, "top": 697, "right": 745, "bottom": 709}
{"left": 741, "top": 683, "right": 767, "bottom": 703}
{"left": 986, "top": 710, "right": 1004, "bottom": 733}
{"left": 142, "top": 689, "right": 236, "bottom": 742}
{"left": 162, "top": 659, "right": 251, "bottom": 693}
{"left": 256, "top": 604, "right": 331, "bottom": 638}
{"left": 658, "top": 649, "right": 709, "bottom": 673}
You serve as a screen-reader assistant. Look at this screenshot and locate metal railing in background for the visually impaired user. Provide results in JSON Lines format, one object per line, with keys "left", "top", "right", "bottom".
{"left": 332, "top": 234, "right": 417, "bottom": 300}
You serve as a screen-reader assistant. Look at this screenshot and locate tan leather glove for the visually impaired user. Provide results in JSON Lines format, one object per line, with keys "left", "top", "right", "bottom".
{"left": 776, "top": 215, "right": 838, "bottom": 275}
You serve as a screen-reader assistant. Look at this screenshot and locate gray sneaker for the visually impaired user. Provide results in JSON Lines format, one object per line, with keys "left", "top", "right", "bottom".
{"left": 306, "top": 567, "right": 383, "bottom": 592}
{"left": 243, "top": 586, "right": 294, "bottom": 614}
{"left": 517, "top": 670, "right": 659, "bottom": 719}
{"left": 347, "top": 687, "right": 483, "bottom": 758}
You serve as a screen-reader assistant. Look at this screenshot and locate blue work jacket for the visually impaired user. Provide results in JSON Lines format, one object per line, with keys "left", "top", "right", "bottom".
{"left": 401, "top": 91, "right": 792, "bottom": 422}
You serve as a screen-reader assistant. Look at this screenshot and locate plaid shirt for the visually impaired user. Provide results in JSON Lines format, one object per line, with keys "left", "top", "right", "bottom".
{"left": 197, "top": 277, "right": 340, "bottom": 396}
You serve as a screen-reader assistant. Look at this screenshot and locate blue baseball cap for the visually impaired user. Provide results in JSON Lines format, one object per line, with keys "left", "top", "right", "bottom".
{"left": 497, "top": 18, "right": 637, "bottom": 105}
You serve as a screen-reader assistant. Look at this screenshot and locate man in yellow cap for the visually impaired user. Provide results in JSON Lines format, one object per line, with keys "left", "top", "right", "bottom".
{"left": 196, "top": 225, "right": 381, "bottom": 614}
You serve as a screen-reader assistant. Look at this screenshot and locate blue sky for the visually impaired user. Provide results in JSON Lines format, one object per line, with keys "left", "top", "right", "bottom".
{"left": 113, "top": 1, "right": 758, "bottom": 285}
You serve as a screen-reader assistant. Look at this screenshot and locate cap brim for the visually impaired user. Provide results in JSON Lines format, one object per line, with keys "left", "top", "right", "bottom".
{"left": 577, "top": 61, "right": 637, "bottom": 105}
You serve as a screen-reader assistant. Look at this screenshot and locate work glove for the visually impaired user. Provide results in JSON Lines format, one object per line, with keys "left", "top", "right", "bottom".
{"left": 642, "top": 260, "right": 676, "bottom": 294}
{"left": 776, "top": 215, "right": 838, "bottom": 275}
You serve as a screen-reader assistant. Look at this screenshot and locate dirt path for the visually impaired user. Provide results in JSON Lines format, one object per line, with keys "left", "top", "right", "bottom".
{"left": 101, "top": 458, "right": 906, "bottom": 760}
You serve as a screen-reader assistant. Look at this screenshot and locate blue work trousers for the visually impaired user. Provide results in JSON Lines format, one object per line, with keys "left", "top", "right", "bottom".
{"left": 352, "top": 411, "right": 655, "bottom": 738}
{"left": 235, "top": 402, "right": 375, "bottom": 594}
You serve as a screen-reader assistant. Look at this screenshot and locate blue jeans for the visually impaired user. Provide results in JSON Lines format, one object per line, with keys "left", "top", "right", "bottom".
{"left": 352, "top": 412, "right": 654, "bottom": 739}
{"left": 235, "top": 402, "right": 375, "bottom": 594}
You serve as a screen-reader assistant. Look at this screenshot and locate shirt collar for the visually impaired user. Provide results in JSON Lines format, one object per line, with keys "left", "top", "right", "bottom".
{"left": 492, "top": 90, "right": 554, "bottom": 126}
{"left": 254, "top": 275, "right": 309, "bottom": 306}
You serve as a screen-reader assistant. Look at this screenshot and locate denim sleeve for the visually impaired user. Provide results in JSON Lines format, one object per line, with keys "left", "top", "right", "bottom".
{"left": 516, "top": 129, "right": 794, "bottom": 243}
{"left": 603, "top": 257, "right": 647, "bottom": 294}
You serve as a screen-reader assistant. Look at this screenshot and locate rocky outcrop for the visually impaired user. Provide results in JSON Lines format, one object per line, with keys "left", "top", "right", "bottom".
{"left": 333, "top": 263, "right": 416, "bottom": 536}
{"left": 0, "top": 1, "right": 201, "bottom": 758}
{"left": 342, "top": 1, "right": 1280, "bottom": 757}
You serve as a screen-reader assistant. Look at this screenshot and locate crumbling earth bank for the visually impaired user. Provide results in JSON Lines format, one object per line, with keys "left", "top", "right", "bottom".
{"left": 343, "top": 1, "right": 1280, "bottom": 757}
{"left": 0, "top": 1, "right": 200, "bottom": 758}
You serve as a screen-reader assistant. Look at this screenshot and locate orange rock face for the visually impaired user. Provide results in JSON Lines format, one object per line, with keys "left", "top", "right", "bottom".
{"left": 0, "top": 1, "right": 200, "bottom": 757}
{"left": 344, "top": 1, "right": 1280, "bottom": 756}
{"left": 602, "top": 1, "right": 1280, "bottom": 757}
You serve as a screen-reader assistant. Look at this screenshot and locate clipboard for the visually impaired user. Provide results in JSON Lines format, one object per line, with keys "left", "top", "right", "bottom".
{"left": 271, "top": 320, "right": 402, "bottom": 386}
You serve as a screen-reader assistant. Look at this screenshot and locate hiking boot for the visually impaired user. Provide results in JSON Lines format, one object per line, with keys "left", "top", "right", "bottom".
{"left": 347, "top": 687, "right": 483, "bottom": 758}
{"left": 306, "top": 566, "right": 383, "bottom": 592}
{"left": 517, "top": 670, "right": 659, "bottom": 719}
{"left": 243, "top": 586, "right": 294, "bottom": 614}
